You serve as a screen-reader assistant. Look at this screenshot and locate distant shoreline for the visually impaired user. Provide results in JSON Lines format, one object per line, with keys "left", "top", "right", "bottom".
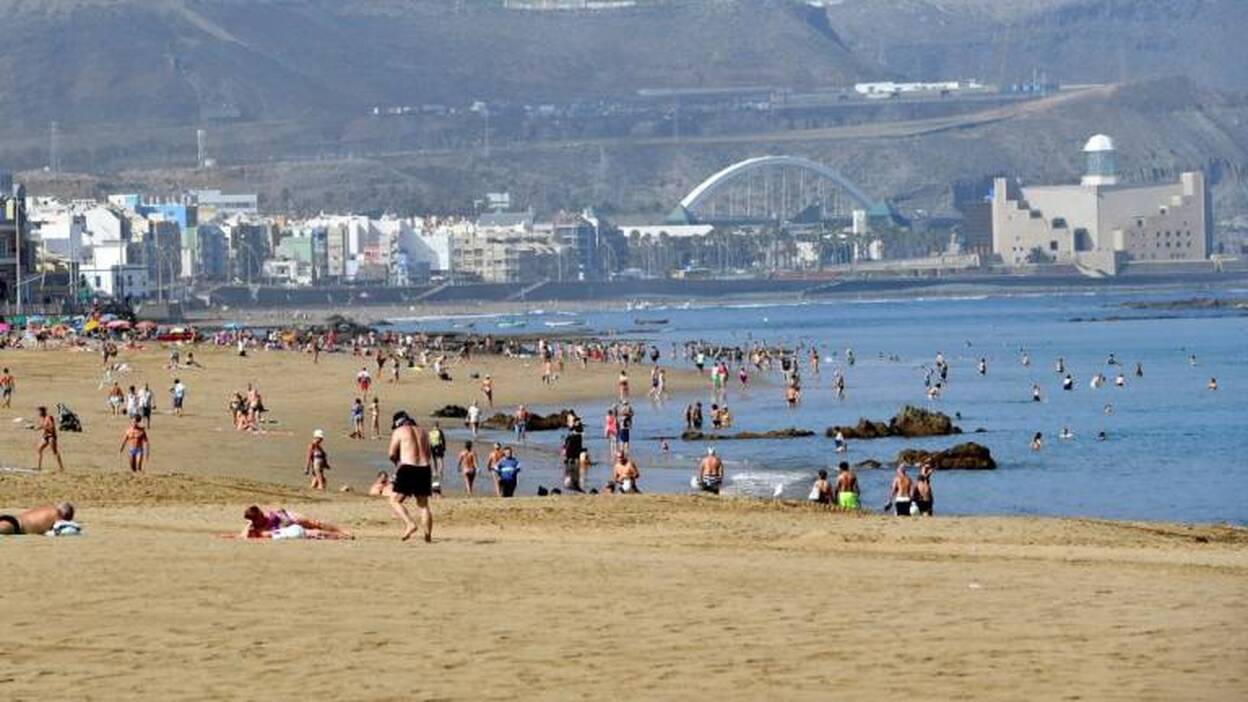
{"left": 185, "top": 268, "right": 1248, "bottom": 326}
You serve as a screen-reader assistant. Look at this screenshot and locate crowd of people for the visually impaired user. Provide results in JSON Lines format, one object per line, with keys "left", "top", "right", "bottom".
{"left": 1, "top": 308, "right": 1224, "bottom": 544}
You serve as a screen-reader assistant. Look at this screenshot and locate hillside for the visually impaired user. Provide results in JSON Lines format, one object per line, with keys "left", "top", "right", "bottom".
{"left": 19, "top": 79, "right": 1248, "bottom": 226}
{"left": 0, "top": 0, "right": 875, "bottom": 131}
{"left": 822, "top": 0, "right": 1248, "bottom": 89}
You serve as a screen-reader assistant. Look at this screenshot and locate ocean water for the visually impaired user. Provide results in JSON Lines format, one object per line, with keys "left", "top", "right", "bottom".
{"left": 397, "top": 289, "right": 1248, "bottom": 524}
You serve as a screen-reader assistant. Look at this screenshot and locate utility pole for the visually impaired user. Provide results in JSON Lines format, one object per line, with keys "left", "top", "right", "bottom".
{"left": 14, "top": 186, "right": 23, "bottom": 316}
{"left": 49, "top": 122, "right": 61, "bottom": 174}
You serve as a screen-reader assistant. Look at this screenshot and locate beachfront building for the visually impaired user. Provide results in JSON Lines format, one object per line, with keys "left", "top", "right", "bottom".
{"left": 454, "top": 211, "right": 558, "bottom": 283}
{"left": 991, "top": 135, "right": 1209, "bottom": 274}
{"left": 0, "top": 184, "right": 38, "bottom": 306}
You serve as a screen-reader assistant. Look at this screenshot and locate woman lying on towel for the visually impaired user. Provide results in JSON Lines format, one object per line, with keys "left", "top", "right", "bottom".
{"left": 225, "top": 505, "right": 354, "bottom": 540}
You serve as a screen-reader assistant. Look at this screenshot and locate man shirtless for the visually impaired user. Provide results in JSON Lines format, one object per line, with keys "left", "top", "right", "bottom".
{"left": 833, "top": 461, "right": 860, "bottom": 510}
{"left": 36, "top": 406, "right": 65, "bottom": 472}
{"left": 387, "top": 410, "right": 433, "bottom": 542}
{"left": 119, "top": 417, "right": 149, "bottom": 472}
{"left": 612, "top": 451, "right": 641, "bottom": 494}
{"left": 890, "top": 465, "right": 914, "bottom": 516}
{"left": 697, "top": 447, "right": 723, "bottom": 494}
{"left": 0, "top": 502, "right": 75, "bottom": 535}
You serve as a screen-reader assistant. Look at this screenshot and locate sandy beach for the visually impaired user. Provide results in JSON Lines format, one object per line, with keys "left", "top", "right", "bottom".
{"left": 2, "top": 344, "right": 1246, "bottom": 700}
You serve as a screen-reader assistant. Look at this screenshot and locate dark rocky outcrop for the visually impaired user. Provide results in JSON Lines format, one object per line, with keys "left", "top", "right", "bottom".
{"left": 482, "top": 410, "right": 574, "bottom": 432}
{"left": 680, "top": 428, "right": 814, "bottom": 441}
{"left": 853, "top": 459, "right": 883, "bottom": 470}
{"left": 895, "top": 442, "right": 996, "bottom": 470}
{"left": 431, "top": 405, "right": 469, "bottom": 419}
{"left": 826, "top": 405, "right": 961, "bottom": 440}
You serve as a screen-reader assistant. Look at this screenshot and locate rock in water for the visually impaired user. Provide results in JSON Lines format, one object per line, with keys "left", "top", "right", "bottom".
{"left": 482, "top": 410, "right": 573, "bottom": 431}
{"left": 431, "top": 404, "right": 469, "bottom": 418}
{"left": 895, "top": 442, "right": 996, "bottom": 470}
{"left": 826, "top": 405, "right": 962, "bottom": 439}
{"left": 890, "top": 405, "right": 960, "bottom": 437}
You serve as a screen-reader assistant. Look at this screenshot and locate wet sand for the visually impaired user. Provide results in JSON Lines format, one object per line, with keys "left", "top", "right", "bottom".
{"left": 2, "top": 346, "right": 1246, "bottom": 700}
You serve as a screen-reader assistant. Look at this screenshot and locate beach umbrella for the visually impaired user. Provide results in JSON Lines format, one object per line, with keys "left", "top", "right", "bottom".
{"left": 0, "top": 323, "right": 10, "bottom": 333}
{"left": 106, "top": 319, "right": 132, "bottom": 330}
{"left": 136, "top": 320, "right": 158, "bottom": 331}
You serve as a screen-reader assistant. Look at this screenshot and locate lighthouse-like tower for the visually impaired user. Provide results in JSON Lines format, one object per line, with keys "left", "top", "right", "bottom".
{"left": 1081, "top": 134, "right": 1118, "bottom": 187}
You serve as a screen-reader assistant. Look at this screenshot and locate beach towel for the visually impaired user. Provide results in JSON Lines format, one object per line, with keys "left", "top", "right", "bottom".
{"left": 45, "top": 520, "right": 83, "bottom": 536}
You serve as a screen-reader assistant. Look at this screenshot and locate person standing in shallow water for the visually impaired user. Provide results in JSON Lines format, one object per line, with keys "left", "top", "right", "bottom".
{"left": 890, "top": 465, "right": 913, "bottom": 516}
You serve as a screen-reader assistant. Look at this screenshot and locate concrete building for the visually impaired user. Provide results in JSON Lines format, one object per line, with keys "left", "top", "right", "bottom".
{"left": 991, "top": 135, "right": 1209, "bottom": 273}
{"left": 0, "top": 185, "right": 38, "bottom": 306}
{"left": 190, "top": 190, "right": 259, "bottom": 221}
{"left": 182, "top": 224, "right": 229, "bottom": 282}
{"left": 454, "top": 212, "right": 557, "bottom": 283}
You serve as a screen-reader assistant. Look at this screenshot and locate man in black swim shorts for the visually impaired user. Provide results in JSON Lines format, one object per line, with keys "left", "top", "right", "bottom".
{"left": 387, "top": 411, "right": 434, "bottom": 542}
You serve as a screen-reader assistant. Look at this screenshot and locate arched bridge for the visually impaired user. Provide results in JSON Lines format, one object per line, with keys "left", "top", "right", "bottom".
{"left": 677, "top": 155, "right": 875, "bottom": 223}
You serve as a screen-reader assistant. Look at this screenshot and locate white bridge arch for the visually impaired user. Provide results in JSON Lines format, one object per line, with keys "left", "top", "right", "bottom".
{"left": 679, "top": 155, "right": 874, "bottom": 220}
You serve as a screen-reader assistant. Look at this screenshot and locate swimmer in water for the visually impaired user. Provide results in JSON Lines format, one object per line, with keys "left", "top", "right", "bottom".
{"left": 1104, "top": 403, "right": 1114, "bottom": 415}
{"left": 1032, "top": 384, "right": 1042, "bottom": 402}
{"left": 1059, "top": 426, "right": 1074, "bottom": 440}
{"left": 1030, "top": 432, "right": 1043, "bottom": 451}
{"left": 1208, "top": 377, "right": 1218, "bottom": 391}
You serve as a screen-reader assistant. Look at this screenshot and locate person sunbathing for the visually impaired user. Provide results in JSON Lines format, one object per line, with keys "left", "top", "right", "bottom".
{"left": 0, "top": 502, "right": 76, "bottom": 535}
{"left": 231, "top": 505, "right": 353, "bottom": 540}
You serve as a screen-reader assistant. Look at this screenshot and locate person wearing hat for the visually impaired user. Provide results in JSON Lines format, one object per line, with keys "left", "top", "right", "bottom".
{"left": 696, "top": 446, "right": 723, "bottom": 495}
{"left": 386, "top": 410, "right": 434, "bottom": 541}
{"left": 306, "top": 429, "right": 331, "bottom": 490}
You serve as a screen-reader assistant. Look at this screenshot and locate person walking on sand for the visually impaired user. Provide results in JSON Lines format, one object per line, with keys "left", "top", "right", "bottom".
{"left": 889, "top": 465, "right": 914, "bottom": 516}
{"left": 120, "top": 416, "right": 150, "bottom": 473}
{"left": 139, "top": 383, "right": 155, "bottom": 428}
{"left": 170, "top": 378, "right": 187, "bottom": 417}
{"left": 35, "top": 406, "right": 65, "bottom": 472}
{"left": 349, "top": 398, "right": 365, "bottom": 439}
{"left": 386, "top": 411, "right": 433, "bottom": 542}
{"left": 0, "top": 367, "right": 14, "bottom": 408}
{"left": 482, "top": 375, "right": 494, "bottom": 408}
{"left": 369, "top": 397, "right": 381, "bottom": 439}
{"left": 458, "top": 441, "right": 479, "bottom": 495}
{"left": 306, "top": 429, "right": 331, "bottom": 490}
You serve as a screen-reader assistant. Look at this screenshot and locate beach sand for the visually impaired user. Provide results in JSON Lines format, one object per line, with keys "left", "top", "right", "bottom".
{"left": 2, "top": 346, "right": 1246, "bottom": 700}
{"left": 1, "top": 494, "right": 1245, "bottom": 701}
{"left": 0, "top": 344, "right": 697, "bottom": 488}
